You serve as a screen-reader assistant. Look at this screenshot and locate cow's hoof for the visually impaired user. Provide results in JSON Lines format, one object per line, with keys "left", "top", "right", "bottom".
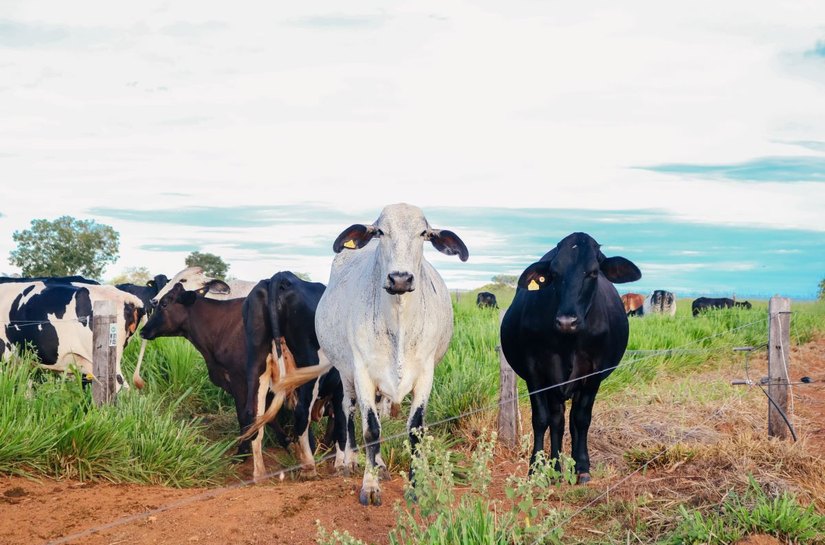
{"left": 577, "top": 472, "right": 591, "bottom": 485}
{"left": 337, "top": 463, "right": 357, "bottom": 477}
{"left": 300, "top": 468, "right": 319, "bottom": 480}
{"left": 359, "top": 487, "right": 382, "bottom": 507}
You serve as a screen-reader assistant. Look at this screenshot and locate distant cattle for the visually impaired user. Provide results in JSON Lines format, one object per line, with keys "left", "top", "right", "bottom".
{"left": 150, "top": 267, "right": 257, "bottom": 306}
{"left": 501, "top": 232, "right": 641, "bottom": 483}
{"left": 621, "top": 293, "right": 645, "bottom": 316}
{"left": 476, "top": 291, "right": 498, "bottom": 309}
{"left": 0, "top": 281, "right": 144, "bottom": 391}
{"left": 116, "top": 274, "right": 169, "bottom": 312}
{"left": 643, "top": 290, "right": 676, "bottom": 316}
{"left": 691, "top": 297, "right": 752, "bottom": 317}
{"left": 241, "top": 271, "right": 345, "bottom": 480}
{"left": 314, "top": 203, "right": 468, "bottom": 505}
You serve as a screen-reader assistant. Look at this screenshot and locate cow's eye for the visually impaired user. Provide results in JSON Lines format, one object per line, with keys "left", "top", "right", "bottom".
{"left": 587, "top": 270, "right": 599, "bottom": 278}
{"left": 161, "top": 301, "right": 168, "bottom": 308}
{"left": 180, "top": 279, "right": 186, "bottom": 283}
{"left": 419, "top": 230, "right": 427, "bottom": 238}
{"left": 375, "top": 229, "right": 385, "bottom": 237}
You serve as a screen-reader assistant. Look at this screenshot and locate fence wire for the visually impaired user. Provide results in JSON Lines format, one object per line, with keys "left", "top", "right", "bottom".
{"left": 45, "top": 317, "right": 768, "bottom": 545}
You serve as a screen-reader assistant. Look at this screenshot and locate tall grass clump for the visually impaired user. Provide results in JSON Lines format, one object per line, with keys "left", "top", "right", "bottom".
{"left": 121, "top": 336, "right": 234, "bottom": 416}
{"left": 428, "top": 303, "right": 501, "bottom": 426}
{"left": 0, "top": 352, "right": 231, "bottom": 486}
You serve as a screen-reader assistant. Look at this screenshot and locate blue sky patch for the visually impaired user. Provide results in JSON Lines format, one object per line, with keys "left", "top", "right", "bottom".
{"left": 638, "top": 156, "right": 825, "bottom": 182}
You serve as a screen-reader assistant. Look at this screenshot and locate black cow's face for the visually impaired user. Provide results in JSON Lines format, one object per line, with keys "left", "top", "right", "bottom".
{"left": 140, "top": 283, "right": 196, "bottom": 340}
{"left": 518, "top": 233, "right": 641, "bottom": 334}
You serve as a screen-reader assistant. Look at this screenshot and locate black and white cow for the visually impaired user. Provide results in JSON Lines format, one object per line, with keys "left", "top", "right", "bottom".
{"left": 0, "top": 280, "right": 144, "bottom": 391}
{"left": 476, "top": 291, "right": 498, "bottom": 309}
{"left": 116, "top": 274, "right": 169, "bottom": 312}
{"left": 643, "top": 290, "right": 677, "bottom": 316}
{"left": 241, "top": 271, "right": 345, "bottom": 480}
{"left": 500, "top": 232, "right": 640, "bottom": 483}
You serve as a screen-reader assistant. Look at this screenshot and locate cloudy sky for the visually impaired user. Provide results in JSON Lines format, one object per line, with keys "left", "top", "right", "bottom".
{"left": 1, "top": 1, "right": 824, "bottom": 297}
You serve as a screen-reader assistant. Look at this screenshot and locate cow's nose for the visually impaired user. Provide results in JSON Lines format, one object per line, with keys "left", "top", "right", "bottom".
{"left": 386, "top": 272, "right": 415, "bottom": 294}
{"left": 555, "top": 315, "right": 579, "bottom": 333}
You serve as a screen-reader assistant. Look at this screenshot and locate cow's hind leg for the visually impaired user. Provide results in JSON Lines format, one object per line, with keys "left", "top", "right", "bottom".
{"left": 294, "top": 379, "right": 320, "bottom": 478}
{"left": 569, "top": 389, "right": 598, "bottom": 484}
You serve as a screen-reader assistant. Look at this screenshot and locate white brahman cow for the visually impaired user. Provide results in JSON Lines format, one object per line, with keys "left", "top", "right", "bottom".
{"left": 315, "top": 203, "right": 468, "bottom": 506}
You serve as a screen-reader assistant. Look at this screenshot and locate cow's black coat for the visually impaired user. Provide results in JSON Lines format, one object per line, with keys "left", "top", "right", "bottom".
{"left": 500, "top": 232, "right": 641, "bottom": 482}
{"left": 476, "top": 291, "right": 498, "bottom": 309}
{"left": 116, "top": 274, "right": 169, "bottom": 313}
{"left": 691, "top": 297, "right": 751, "bottom": 316}
{"left": 242, "top": 271, "right": 346, "bottom": 459}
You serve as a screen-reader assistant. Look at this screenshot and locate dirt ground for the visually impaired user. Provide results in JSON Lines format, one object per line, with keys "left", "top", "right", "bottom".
{"left": 2, "top": 337, "right": 823, "bottom": 545}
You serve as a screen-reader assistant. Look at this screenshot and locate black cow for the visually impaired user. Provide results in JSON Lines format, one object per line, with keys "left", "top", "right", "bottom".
{"left": 500, "top": 232, "right": 641, "bottom": 483}
{"left": 476, "top": 291, "right": 498, "bottom": 309}
{"left": 691, "top": 297, "right": 752, "bottom": 317}
{"left": 116, "top": 274, "right": 169, "bottom": 312}
{"left": 242, "top": 271, "right": 345, "bottom": 480}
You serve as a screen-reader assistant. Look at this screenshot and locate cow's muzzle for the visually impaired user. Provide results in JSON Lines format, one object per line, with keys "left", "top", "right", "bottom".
{"left": 385, "top": 272, "right": 415, "bottom": 294}
{"left": 555, "top": 315, "right": 579, "bottom": 333}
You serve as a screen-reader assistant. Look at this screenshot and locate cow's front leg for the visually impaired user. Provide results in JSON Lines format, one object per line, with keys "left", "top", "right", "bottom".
{"left": 569, "top": 388, "right": 598, "bottom": 484}
{"left": 354, "top": 371, "right": 382, "bottom": 506}
{"left": 336, "top": 375, "right": 358, "bottom": 476}
{"left": 407, "top": 363, "right": 434, "bottom": 487}
{"left": 547, "top": 394, "right": 566, "bottom": 474}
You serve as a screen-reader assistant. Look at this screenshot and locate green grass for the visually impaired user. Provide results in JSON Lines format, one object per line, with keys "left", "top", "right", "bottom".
{"left": 0, "top": 349, "right": 232, "bottom": 487}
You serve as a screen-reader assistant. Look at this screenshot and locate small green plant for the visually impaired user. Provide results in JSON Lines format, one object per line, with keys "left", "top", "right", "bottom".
{"left": 666, "top": 476, "right": 825, "bottom": 544}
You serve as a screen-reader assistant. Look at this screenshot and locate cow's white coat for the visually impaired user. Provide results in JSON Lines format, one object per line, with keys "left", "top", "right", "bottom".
{"left": 315, "top": 203, "right": 462, "bottom": 504}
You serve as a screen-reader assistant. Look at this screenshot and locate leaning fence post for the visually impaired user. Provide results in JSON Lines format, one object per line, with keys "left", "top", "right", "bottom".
{"left": 92, "top": 299, "right": 118, "bottom": 405}
{"left": 767, "top": 296, "right": 792, "bottom": 440}
{"left": 497, "top": 309, "right": 521, "bottom": 448}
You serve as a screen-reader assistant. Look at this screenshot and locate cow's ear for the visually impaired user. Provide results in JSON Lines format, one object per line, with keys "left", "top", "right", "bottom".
{"left": 428, "top": 229, "right": 469, "bottom": 262}
{"left": 179, "top": 290, "right": 197, "bottom": 306}
{"left": 146, "top": 280, "right": 156, "bottom": 288}
{"left": 518, "top": 261, "right": 552, "bottom": 291}
{"left": 204, "top": 279, "right": 231, "bottom": 295}
{"left": 333, "top": 224, "right": 376, "bottom": 253}
{"left": 600, "top": 256, "right": 641, "bottom": 284}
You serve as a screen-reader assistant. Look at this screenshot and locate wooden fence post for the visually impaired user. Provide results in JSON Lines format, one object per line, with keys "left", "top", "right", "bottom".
{"left": 92, "top": 299, "right": 118, "bottom": 405}
{"left": 497, "top": 309, "right": 521, "bottom": 448}
{"left": 767, "top": 296, "right": 791, "bottom": 439}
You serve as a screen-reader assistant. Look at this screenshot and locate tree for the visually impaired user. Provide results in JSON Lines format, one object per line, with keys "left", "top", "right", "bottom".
{"left": 185, "top": 251, "right": 229, "bottom": 279}
{"left": 491, "top": 274, "right": 518, "bottom": 288}
{"left": 9, "top": 216, "right": 119, "bottom": 279}
{"left": 819, "top": 277, "right": 825, "bottom": 300}
{"left": 110, "top": 266, "right": 152, "bottom": 286}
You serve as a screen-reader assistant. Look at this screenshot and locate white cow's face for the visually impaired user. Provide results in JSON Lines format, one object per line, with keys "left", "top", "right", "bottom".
{"left": 332, "top": 203, "right": 469, "bottom": 295}
{"left": 150, "top": 267, "right": 230, "bottom": 305}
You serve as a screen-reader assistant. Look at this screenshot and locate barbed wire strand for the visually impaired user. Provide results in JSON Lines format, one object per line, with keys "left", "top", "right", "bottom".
{"left": 44, "top": 318, "right": 764, "bottom": 545}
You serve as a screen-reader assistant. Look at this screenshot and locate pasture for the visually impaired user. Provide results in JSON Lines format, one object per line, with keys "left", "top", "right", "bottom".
{"left": 1, "top": 294, "right": 824, "bottom": 544}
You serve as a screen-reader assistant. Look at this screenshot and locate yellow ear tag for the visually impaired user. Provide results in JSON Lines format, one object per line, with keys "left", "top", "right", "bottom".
{"left": 527, "top": 279, "right": 540, "bottom": 291}
{"left": 343, "top": 239, "right": 356, "bottom": 249}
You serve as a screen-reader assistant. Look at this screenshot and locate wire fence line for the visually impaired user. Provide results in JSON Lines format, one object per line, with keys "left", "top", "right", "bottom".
{"left": 45, "top": 317, "right": 771, "bottom": 545}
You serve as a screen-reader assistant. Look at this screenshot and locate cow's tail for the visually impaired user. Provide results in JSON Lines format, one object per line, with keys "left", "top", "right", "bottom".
{"left": 239, "top": 362, "right": 332, "bottom": 442}
{"left": 132, "top": 338, "right": 148, "bottom": 389}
